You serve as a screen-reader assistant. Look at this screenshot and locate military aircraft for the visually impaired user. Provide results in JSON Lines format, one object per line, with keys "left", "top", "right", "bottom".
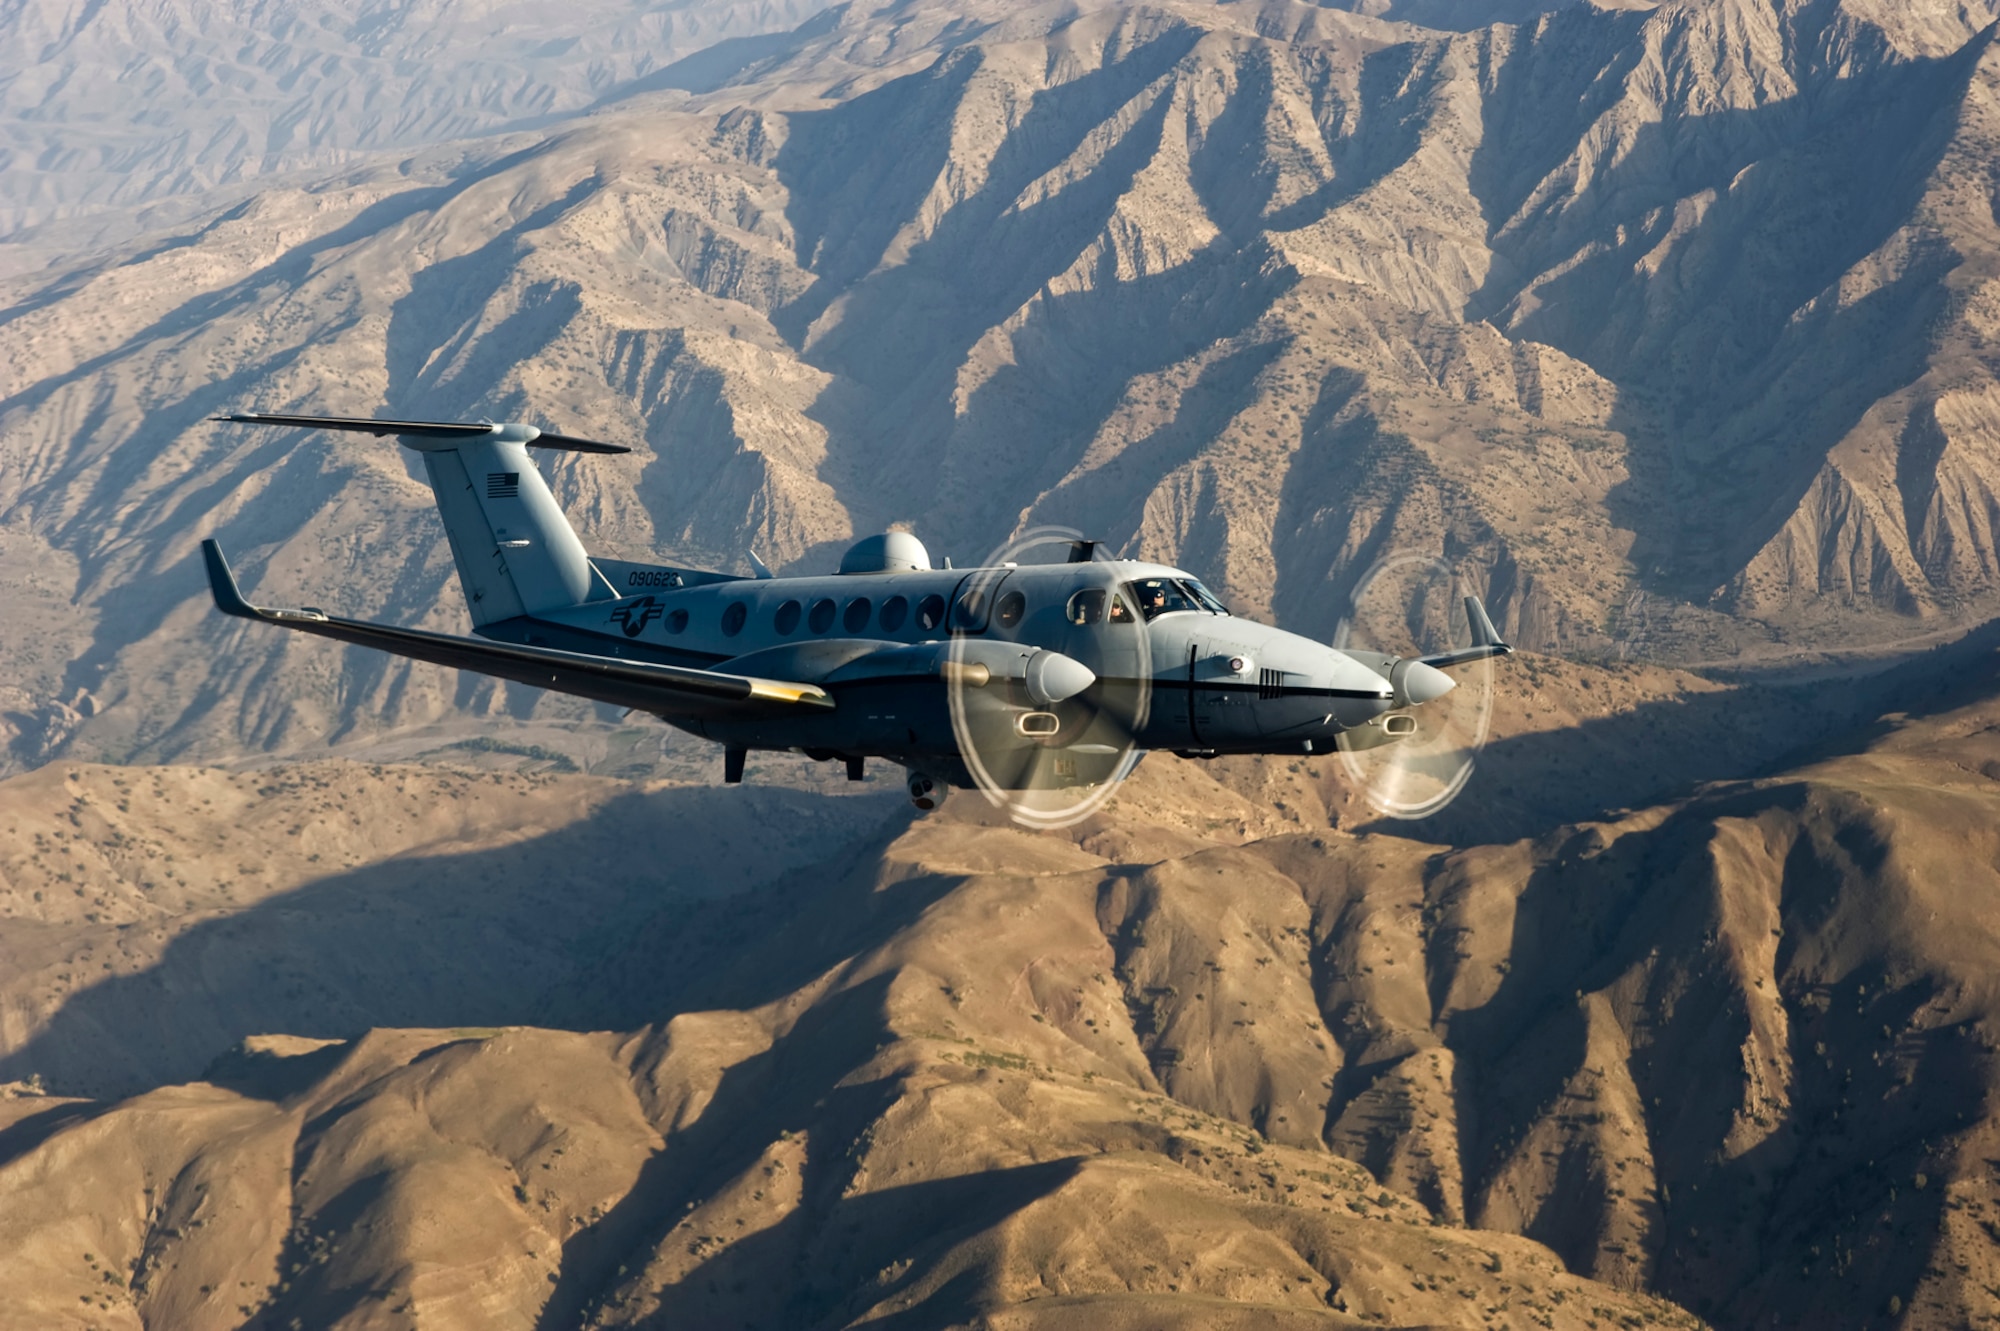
{"left": 200, "top": 412, "right": 1512, "bottom": 826}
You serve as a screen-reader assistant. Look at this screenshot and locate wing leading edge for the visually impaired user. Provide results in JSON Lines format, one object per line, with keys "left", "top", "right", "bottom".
{"left": 199, "top": 540, "right": 831, "bottom": 717}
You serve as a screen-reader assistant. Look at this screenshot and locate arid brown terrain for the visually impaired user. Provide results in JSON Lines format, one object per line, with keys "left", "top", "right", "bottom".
{"left": 5, "top": 0, "right": 2000, "bottom": 773}
{"left": 1, "top": 634, "right": 1998, "bottom": 1329}
{"left": 6, "top": 1, "right": 2000, "bottom": 1328}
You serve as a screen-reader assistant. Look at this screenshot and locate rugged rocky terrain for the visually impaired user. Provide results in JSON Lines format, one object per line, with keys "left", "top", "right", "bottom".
{"left": 7, "top": 2, "right": 2000, "bottom": 1328}
{"left": 5, "top": 0, "right": 2000, "bottom": 774}
{"left": 0, "top": 0, "right": 833, "bottom": 238}
{"left": 1, "top": 638, "right": 1997, "bottom": 1329}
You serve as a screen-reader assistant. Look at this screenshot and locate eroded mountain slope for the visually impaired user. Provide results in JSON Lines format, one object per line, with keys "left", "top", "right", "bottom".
{"left": 1, "top": 643, "right": 1998, "bottom": 1328}
{"left": 4, "top": 0, "right": 1999, "bottom": 776}
{"left": 0, "top": 757, "right": 1694, "bottom": 1331}
{"left": 0, "top": 0, "right": 835, "bottom": 237}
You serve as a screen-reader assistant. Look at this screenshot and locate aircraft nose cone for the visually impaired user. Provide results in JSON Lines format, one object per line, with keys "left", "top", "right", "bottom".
{"left": 1025, "top": 649, "right": 1097, "bottom": 706}
{"left": 1394, "top": 659, "right": 1457, "bottom": 708}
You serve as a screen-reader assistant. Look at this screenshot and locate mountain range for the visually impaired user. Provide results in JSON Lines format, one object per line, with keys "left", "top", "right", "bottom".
{"left": 4, "top": 0, "right": 2000, "bottom": 774}
{"left": 1, "top": 635, "right": 1996, "bottom": 1327}
{"left": 0, "top": 0, "right": 833, "bottom": 238}
{"left": 6, "top": 3, "right": 2000, "bottom": 1328}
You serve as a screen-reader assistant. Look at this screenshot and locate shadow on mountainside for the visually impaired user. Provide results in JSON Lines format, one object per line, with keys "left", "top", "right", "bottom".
{"left": 593, "top": 7, "right": 846, "bottom": 103}
{"left": 611, "top": 1159, "right": 1084, "bottom": 1331}
{"left": 521, "top": 976, "right": 1091, "bottom": 1331}
{"left": 1469, "top": 30, "right": 1990, "bottom": 604}
{"left": 773, "top": 24, "right": 1293, "bottom": 537}
{"left": 1385, "top": 674, "right": 1845, "bottom": 847}
{"left": 1433, "top": 772, "right": 1988, "bottom": 1324}
{"left": 0, "top": 784, "right": 914, "bottom": 1100}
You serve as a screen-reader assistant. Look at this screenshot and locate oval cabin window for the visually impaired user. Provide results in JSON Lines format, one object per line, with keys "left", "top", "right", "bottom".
{"left": 720, "top": 602, "right": 748, "bottom": 636}
{"left": 808, "top": 598, "right": 837, "bottom": 633}
{"left": 995, "top": 590, "right": 1026, "bottom": 629}
{"left": 880, "top": 595, "right": 909, "bottom": 632}
{"left": 774, "top": 600, "right": 802, "bottom": 634}
{"left": 843, "top": 597, "right": 872, "bottom": 633}
{"left": 917, "top": 594, "right": 947, "bottom": 632}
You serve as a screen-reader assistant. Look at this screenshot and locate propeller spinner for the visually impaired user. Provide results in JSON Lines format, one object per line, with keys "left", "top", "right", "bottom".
{"left": 947, "top": 528, "right": 1152, "bottom": 829}
{"left": 1333, "top": 553, "right": 1503, "bottom": 820}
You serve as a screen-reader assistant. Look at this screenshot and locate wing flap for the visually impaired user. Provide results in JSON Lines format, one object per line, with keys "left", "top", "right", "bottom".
{"left": 200, "top": 540, "right": 830, "bottom": 717}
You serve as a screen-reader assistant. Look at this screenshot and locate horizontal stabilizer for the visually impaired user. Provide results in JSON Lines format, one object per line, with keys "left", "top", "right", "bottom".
{"left": 212, "top": 411, "right": 630, "bottom": 454}
{"left": 199, "top": 540, "right": 830, "bottom": 717}
{"left": 1419, "top": 595, "right": 1514, "bottom": 670}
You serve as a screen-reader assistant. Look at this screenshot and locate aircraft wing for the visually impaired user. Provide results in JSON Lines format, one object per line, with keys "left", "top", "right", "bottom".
{"left": 199, "top": 540, "right": 832, "bottom": 718}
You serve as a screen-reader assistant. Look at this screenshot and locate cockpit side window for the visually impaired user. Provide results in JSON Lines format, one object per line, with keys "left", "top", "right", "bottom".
{"left": 1124, "top": 578, "right": 1199, "bottom": 621}
{"left": 1067, "top": 588, "right": 1106, "bottom": 625}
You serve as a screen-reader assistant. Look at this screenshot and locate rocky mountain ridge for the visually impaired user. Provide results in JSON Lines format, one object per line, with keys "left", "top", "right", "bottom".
{"left": 0, "top": 0, "right": 834, "bottom": 238}
{"left": 4, "top": 0, "right": 2000, "bottom": 774}
{"left": 0, "top": 635, "right": 1996, "bottom": 1328}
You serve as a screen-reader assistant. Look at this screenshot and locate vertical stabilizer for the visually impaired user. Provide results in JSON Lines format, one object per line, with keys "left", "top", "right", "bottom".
{"left": 420, "top": 438, "right": 610, "bottom": 627}
{"left": 207, "top": 413, "right": 625, "bottom": 628}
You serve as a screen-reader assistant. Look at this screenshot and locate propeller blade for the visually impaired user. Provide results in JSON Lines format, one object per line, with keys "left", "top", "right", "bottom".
{"left": 946, "top": 526, "right": 1152, "bottom": 828}
{"left": 1332, "top": 554, "right": 1500, "bottom": 820}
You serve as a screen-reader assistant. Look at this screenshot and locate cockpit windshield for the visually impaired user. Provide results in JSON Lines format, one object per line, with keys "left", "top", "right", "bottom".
{"left": 1124, "top": 577, "right": 1226, "bottom": 621}
{"left": 1182, "top": 579, "right": 1229, "bottom": 614}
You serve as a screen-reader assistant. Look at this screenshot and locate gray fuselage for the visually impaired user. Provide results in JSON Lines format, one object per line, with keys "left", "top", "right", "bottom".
{"left": 480, "top": 557, "right": 1399, "bottom": 786}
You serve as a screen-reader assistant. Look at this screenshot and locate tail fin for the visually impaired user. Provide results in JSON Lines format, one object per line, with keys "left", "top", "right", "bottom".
{"left": 418, "top": 437, "right": 616, "bottom": 625}
{"left": 212, "top": 414, "right": 620, "bottom": 627}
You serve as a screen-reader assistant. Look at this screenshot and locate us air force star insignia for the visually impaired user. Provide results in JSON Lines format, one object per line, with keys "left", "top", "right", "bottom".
{"left": 609, "top": 596, "right": 665, "bottom": 637}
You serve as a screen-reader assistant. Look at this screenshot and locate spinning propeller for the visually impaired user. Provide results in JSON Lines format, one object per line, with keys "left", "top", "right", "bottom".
{"left": 946, "top": 528, "right": 1151, "bottom": 829}
{"left": 1333, "top": 553, "right": 1507, "bottom": 820}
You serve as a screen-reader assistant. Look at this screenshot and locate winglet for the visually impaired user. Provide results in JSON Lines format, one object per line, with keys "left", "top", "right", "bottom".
{"left": 201, "top": 539, "right": 260, "bottom": 619}
{"left": 1465, "top": 595, "right": 1509, "bottom": 653}
{"left": 1415, "top": 595, "right": 1513, "bottom": 670}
